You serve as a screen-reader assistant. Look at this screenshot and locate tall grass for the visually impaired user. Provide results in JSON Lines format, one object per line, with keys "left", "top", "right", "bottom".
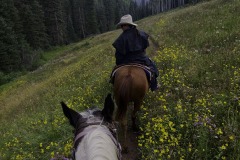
{"left": 138, "top": 0, "right": 240, "bottom": 159}
{"left": 0, "top": 0, "right": 239, "bottom": 159}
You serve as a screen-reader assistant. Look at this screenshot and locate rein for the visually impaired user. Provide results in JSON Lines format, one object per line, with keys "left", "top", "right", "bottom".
{"left": 72, "top": 117, "right": 122, "bottom": 160}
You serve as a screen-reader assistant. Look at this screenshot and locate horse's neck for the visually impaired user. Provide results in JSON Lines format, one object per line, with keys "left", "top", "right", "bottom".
{"left": 75, "top": 125, "right": 118, "bottom": 160}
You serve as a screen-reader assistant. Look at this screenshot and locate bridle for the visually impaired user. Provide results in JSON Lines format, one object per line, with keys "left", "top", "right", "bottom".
{"left": 72, "top": 114, "right": 122, "bottom": 160}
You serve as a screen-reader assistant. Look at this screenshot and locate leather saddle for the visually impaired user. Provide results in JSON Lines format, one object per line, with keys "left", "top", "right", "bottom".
{"left": 109, "top": 63, "right": 153, "bottom": 84}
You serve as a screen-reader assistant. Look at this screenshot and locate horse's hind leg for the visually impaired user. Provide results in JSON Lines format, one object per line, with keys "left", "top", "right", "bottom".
{"left": 120, "top": 116, "right": 128, "bottom": 153}
{"left": 131, "top": 101, "right": 141, "bottom": 131}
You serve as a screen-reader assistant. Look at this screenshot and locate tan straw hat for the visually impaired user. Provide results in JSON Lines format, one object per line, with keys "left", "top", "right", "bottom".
{"left": 117, "top": 14, "right": 137, "bottom": 27}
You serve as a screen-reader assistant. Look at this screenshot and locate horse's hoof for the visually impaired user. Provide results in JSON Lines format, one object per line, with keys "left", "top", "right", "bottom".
{"left": 122, "top": 147, "right": 129, "bottom": 154}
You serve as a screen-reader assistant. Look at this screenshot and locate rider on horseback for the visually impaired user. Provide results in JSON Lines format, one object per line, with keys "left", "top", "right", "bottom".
{"left": 111, "top": 14, "right": 159, "bottom": 91}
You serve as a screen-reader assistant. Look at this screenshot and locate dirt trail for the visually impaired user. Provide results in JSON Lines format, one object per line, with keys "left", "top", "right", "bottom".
{"left": 121, "top": 129, "right": 140, "bottom": 160}
{"left": 121, "top": 37, "right": 158, "bottom": 160}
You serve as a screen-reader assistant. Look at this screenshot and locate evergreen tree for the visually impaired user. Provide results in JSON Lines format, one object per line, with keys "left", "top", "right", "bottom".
{"left": 14, "top": 0, "right": 49, "bottom": 49}
{"left": 129, "top": 1, "right": 138, "bottom": 20}
{"left": 64, "top": 0, "right": 77, "bottom": 43}
{"left": 103, "top": 0, "right": 116, "bottom": 30}
{"left": 139, "top": 0, "right": 147, "bottom": 18}
{"left": 39, "top": 0, "right": 67, "bottom": 45}
{"left": 95, "top": 0, "right": 108, "bottom": 33}
{"left": 84, "top": 0, "right": 98, "bottom": 35}
{"left": 71, "top": 0, "right": 86, "bottom": 38}
{"left": 115, "top": 0, "right": 130, "bottom": 24}
{"left": 0, "top": 17, "right": 20, "bottom": 71}
{"left": 0, "top": 0, "right": 30, "bottom": 71}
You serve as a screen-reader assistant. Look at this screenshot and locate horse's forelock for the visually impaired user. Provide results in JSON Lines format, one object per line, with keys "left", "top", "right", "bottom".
{"left": 79, "top": 108, "right": 103, "bottom": 124}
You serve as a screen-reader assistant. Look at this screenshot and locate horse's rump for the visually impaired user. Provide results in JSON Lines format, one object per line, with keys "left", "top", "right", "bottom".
{"left": 110, "top": 63, "right": 152, "bottom": 84}
{"left": 114, "top": 66, "right": 148, "bottom": 120}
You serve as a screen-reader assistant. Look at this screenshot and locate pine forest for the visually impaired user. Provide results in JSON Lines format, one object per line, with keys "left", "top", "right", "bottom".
{"left": 0, "top": 0, "right": 200, "bottom": 83}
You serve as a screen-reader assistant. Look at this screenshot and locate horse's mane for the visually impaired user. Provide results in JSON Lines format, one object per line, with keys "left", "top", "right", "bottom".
{"left": 75, "top": 125, "right": 119, "bottom": 160}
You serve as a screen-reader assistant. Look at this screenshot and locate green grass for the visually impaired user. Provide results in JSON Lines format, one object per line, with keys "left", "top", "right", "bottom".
{"left": 0, "top": 0, "right": 240, "bottom": 159}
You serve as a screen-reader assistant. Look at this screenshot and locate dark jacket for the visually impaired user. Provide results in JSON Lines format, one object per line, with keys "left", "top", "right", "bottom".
{"left": 112, "top": 27, "right": 159, "bottom": 77}
{"left": 112, "top": 27, "right": 150, "bottom": 65}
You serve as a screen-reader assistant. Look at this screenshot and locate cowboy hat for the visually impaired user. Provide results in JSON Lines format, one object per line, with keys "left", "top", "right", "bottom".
{"left": 117, "top": 14, "right": 137, "bottom": 27}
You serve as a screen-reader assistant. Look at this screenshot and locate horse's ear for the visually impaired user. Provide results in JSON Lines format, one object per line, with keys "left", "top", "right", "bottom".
{"left": 61, "top": 101, "right": 82, "bottom": 128}
{"left": 102, "top": 93, "right": 115, "bottom": 123}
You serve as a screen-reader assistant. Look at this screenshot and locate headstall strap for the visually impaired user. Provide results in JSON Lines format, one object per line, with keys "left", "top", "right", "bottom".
{"left": 103, "top": 121, "right": 122, "bottom": 160}
{"left": 72, "top": 148, "right": 76, "bottom": 160}
{"left": 72, "top": 117, "right": 122, "bottom": 160}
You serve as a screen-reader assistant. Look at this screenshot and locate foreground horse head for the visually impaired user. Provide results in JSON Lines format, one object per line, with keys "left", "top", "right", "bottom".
{"left": 113, "top": 65, "right": 149, "bottom": 152}
{"left": 61, "top": 94, "right": 121, "bottom": 160}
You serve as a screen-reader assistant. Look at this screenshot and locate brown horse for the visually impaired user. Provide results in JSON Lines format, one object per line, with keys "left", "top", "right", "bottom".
{"left": 113, "top": 65, "right": 149, "bottom": 152}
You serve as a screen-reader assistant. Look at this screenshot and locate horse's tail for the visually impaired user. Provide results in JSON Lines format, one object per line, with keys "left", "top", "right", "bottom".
{"left": 116, "top": 74, "right": 132, "bottom": 121}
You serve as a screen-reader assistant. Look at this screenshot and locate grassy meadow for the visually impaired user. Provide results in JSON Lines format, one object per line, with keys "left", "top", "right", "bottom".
{"left": 0, "top": 0, "right": 240, "bottom": 159}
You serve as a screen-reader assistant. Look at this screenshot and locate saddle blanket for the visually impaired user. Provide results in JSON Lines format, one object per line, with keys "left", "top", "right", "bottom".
{"left": 110, "top": 63, "right": 153, "bottom": 84}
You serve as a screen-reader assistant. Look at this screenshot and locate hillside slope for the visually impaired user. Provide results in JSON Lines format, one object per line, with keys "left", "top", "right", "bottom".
{"left": 0, "top": 0, "right": 239, "bottom": 159}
